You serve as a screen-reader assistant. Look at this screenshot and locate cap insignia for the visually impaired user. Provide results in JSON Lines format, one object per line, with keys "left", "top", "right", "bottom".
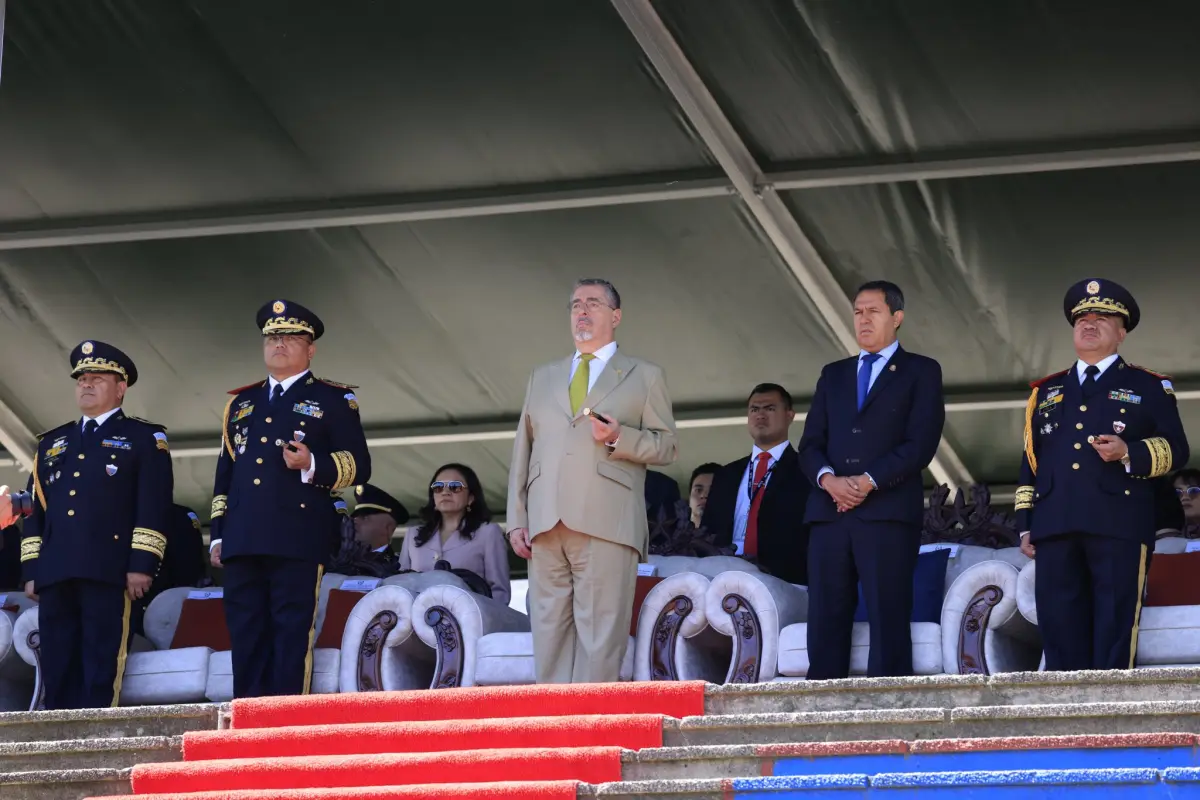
{"left": 81, "top": 341, "right": 94, "bottom": 355}
{"left": 1086, "top": 280, "right": 1100, "bottom": 295}
{"left": 272, "top": 300, "right": 285, "bottom": 314}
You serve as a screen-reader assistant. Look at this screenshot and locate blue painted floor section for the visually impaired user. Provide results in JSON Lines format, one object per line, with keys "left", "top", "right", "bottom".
{"left": 730, "top": 767, "right": 1200, "bottom": 798}
{"left": 772, "top": 746, "right": 1200, "bottom": 776}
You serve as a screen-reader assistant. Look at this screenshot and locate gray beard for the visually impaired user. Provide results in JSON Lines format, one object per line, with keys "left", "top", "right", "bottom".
{"left": 574, "top": 330, "right": 594, "bottom": 342}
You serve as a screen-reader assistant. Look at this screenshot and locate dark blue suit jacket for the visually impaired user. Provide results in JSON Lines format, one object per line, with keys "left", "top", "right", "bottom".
{"left": 798, "top": 347, "right": 945, "bottom": 526}
{"left": 1015, "top": 358, "right": 1189, "bottom": 545}
{"left": 210, "top": 371, "right": 371, "bottom": 564}
{"left": 22, "top": 411, "right": 174, "bottom": 589}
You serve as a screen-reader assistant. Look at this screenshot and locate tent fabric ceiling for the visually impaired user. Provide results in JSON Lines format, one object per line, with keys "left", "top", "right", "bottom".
{"left": 1, "top": 0, "right": 1197, "bottom": 520}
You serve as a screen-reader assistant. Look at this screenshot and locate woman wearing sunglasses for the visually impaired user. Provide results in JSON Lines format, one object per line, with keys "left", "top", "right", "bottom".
{"left": 1173, "top": 468, "right": 1200, "bottom": 538}
{"left": 399, "top": 463, "right": 511, "bottom": 605}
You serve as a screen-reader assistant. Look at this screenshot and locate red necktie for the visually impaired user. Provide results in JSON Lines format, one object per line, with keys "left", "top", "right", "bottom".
{"left": 744, "top": 452, "right": 772, "bottom": 557}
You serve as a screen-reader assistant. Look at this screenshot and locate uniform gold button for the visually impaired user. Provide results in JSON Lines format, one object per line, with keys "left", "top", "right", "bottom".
{"left": 254, "top": 478, "right": 261, "bottom": 485}
{"left": 1125, "top": 490, "right": 1131, "bottom": 496}
{"left": 1072, "top": 463, "right": 1080, "bottom": 470}
{"left": 73, "top": 472, "right": 80, "bottom": 478}
{"left": 68, "top": 510, "right": 75, "bottom": 516}
{"left": 69, "top": 490, "right": 76, "bottom": 496}
{"left": 1074, "top": 443, "right": 1081, "bottom": 450}
{"left": 1080, "top": 405, "right": 1087, "bottom": 412}
{"left": 256, "top": 458, "right": 263, "bottom": 464}
{"left": 300, "top": 421, "right": 306, "bottom": 427}
{"left": 261, "top": 437, "right": 268, "bottom": 443}
{"left": 300, "top": 503, "right": 306, "bottom": 509}
{"left": 113, "top": 535, "right": 119, "bottom": 540}
{"left": 1076, "top": 423, "right": 1084, "bottom": 430}
{"left": 265, "top": 417, "right": 272, "bottom": 424}
{"left": 1120, "top": 408, "right": 1126, "bottom": 414}
{"left": 78, "top": 453, "right": 85, "bottom": 460}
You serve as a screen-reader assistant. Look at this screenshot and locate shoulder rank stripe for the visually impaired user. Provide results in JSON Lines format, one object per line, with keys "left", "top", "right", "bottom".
{"left": 316, "top": 377, "right": 359, "bottom": 390}
{"left": 126, "top": 416, "right": 167, "bottom": 430}
{"left": 1126, "top": 363, "right": 1172, "bottom": 380}
{"left": 1029, "top": 369, "right": 1069, "bottom": 389}
{"left": 228, "top": 380, "right": 267, "bottom": 396}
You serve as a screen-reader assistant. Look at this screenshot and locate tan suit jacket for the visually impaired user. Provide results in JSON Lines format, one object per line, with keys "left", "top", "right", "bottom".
{"left": 507, "top": 349, "right": 678, "bottom": 557}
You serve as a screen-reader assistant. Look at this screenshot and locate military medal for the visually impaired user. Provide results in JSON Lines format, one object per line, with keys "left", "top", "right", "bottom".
{"left": 106, "top": 464, "right": 118, "bottom": 476}
{"left": 1113, "top": 421, "right": 1126, "bottom": 434}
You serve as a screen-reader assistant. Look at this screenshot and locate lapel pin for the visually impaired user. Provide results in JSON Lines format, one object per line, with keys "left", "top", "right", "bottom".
{"left": 106, "top": 464, "right": 118, "bottom": 476}
{"left": 1113, "top": 421, "right": 1126, "bottom": 434}
{"left": 888, "top": 364, "right": 896, "bottom": 371}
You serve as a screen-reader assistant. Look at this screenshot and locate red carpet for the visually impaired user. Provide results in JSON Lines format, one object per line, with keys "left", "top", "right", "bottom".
{"left": 230, "top": 681, "right": 705, "bottom": 729}
{"left": 132, "top": 747, "right": 622, "bottom": 793}
{"left": 102, "top": 782, "right": 580, "bottom": 800}
{"left": 183, "top": 713, "right": 664, "bottom": 760}
{"left": 85, "top": 682, "right": 702, "bottom": 799}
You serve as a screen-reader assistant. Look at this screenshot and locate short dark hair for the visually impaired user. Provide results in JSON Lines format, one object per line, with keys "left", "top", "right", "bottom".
{"left": 747, "top": 382, "right": 793, "bottom": 410}
{"left": 690, "top": 463, "right": 721, "bottom": 490}
{"left": 1173, "top": 468, "right": 1200, "bottom": 486}
{"left": 572, "top": 278, "right": 621, "bottom": 310}
{"left": 856, "top": 280, "right": 905, "bottom": 314}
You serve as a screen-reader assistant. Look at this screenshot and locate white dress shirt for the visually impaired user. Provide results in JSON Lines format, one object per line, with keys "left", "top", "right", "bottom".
{"left": 732, "top": 441, "right": 789, "bottom": 555}
{"left": 816, "top": 339, "right": 901, "bottom": 489}
{"left": 81, "top": 406, "right": 122, "bottom": 431}
{"left": 1075, "top": 353, "right": 1119, "bottom": 383}
{"left": 569, "top": 340, "right": 618, "bottom": 392}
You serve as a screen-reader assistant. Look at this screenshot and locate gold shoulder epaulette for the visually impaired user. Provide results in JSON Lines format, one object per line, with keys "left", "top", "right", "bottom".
{"left": 228, "top": 380, "right": 267, "bottom": 396}
{"left": 1126, "top": 363, "right": 1173, "bottom": 380}
{"left": 35, "top": 422, "right": 73, "bottom": 440}
{"left": 316, "top": 377, "right": 359, "bottom": 390}
{"left": 1029, "top": 369, "right": 1069, "bottom": 389}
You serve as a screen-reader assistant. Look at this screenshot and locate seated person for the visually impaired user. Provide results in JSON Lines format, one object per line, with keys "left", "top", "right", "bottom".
{"left": 701, "top": 383, "right": 810, "bottom": 585}
{"left": 326, "top": 485, "right": 409, "bottom": 578}
{"left": 135, "top": 504, "right": 208, "bottom": 635}
{"left": 1173, "top": 468, "right": 1200, "bottom": 538}
{"left": 688, "top": 463, "right": 721, "bottom": 528}
{"left": 400, "top": 463, "right": 510, "bottom": 606}
{"left": 645, "top": 469, "right": 681, "bottom": 523}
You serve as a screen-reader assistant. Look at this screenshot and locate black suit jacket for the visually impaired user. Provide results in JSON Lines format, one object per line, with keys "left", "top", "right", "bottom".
{"left": 799, "top": 347, "right": 945, "bottom": 526}
{"left": 701, "top": 444, "right": 810, "bottom": 585}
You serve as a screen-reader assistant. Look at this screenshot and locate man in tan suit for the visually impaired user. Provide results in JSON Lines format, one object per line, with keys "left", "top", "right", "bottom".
{"left": 507, "top": 279, "right": 679, "bottom": 683}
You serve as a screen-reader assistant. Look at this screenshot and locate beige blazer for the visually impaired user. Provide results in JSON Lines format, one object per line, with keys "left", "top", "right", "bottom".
{"left": 507, "top": 349, "right": 678, "bottom": 557}
{"left": 399, "top": 521, "right": 512, "bottom": 606}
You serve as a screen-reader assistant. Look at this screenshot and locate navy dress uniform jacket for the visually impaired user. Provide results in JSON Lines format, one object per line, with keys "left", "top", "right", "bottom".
{"left": 21, "top": 411, "right": 173, "bottom": 588}
{"left": 210, "top": 372, "right": 371, "bottom": 564}
{"left": 798, "top": 347, "right": 945, "bottom": 524}
{"left": 1015, "top": 359, "right": 1189, "bottom": 544}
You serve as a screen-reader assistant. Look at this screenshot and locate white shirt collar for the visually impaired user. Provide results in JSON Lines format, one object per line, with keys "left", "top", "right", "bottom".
{"left": 373, "top": 544, "right": 391, "bottom": 554}
{"left": 573, "top": 340, "right": 618, "bottom": 365}
{"left": 859, "top": 339, "right": 900, "bottom": 364}
{"left": 81, "top": 407, "right": 121, "bottom": 428}
{"left": 1075, "top": 353, "right": 1120, "bottom": 382}
{"left": 269, "top": 370, "right": 311, "bottom": 393}
{"left": 751, "top": 440, "right": 790, "bottom": 462}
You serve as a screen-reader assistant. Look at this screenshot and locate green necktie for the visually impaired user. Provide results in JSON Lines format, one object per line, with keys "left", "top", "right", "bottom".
{"left": 570, "top": 353, "right": 596, "bottom": 414}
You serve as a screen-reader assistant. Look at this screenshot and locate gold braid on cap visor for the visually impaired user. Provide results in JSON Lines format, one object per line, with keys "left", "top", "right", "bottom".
{"left": 1071, "top": 297, "right": 1129, "bottom": 320}
{"left": 262, "top": 317, "right": 315, "bottom": 336}
{"left": 71, "top": 358, "right": 128, "bottom": 380}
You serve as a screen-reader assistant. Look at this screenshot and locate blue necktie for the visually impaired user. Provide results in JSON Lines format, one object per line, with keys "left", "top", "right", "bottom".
{"left": 82, "top": 419, "right": 98, "bottom": 437}
{"left": 857, "top": 353, "right": 881, "bottom": 410}
{"left": 270, "top": 383, "right": 283, "bottom": 406}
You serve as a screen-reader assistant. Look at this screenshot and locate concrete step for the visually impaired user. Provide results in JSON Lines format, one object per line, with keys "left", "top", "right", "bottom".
{"left": 0, "top": 703, "right": 220, "bottom": 743}
{"left": 0, "top": 734, "right": 180, "bottom": 772}
{"left": 0, "top": 766, "right": 131, "bottom": 800}
{"left": 705, "top": 667, "right": 1200, "bottom": 716}
{"left": 665, "top": 699, "right": 1200, "bottom": 747}
{"left": 621, "top": 733, "right": 1200, "bottom": 782}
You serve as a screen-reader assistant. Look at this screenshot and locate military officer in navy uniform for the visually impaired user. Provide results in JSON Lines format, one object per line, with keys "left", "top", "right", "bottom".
{"left": 1016, "top": 279, "right": 1189, "bottom": 672}
{"left": 350, "top": 484, "right": 409, "bottom": 574}
{"left": 21, "top": 342, "right": 173, "bottom": 709}
{"left": 209, "top": 300, "right": 371, "bottom": 698}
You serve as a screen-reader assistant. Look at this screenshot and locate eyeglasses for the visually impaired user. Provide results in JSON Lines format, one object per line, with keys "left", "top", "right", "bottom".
{"left": 1176, "top": 486, "right": 1200, "bottom": 498}
{"left": 431, "top": 481, "right": 466, "bottom": 494}
{"left": 569, "top": 298, "right": 613, "bottom": 314}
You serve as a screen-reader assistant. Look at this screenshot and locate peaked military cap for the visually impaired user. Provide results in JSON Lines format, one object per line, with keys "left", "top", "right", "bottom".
{"left": 352, "top": 483, "right": 410, "bottom": 525}
{"left": 1063, "top": 278, "right": 1140, "bottom": 333}
{"left": 69, "top": 340, "right": 138, "bottom": 386}
{"left": 257, "top": 299, "right": 324, "bottom": 340}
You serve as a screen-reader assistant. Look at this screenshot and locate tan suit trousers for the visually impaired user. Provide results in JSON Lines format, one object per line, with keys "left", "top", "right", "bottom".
{"left": 529, "top": 522, "right": 638, "bottom": 684}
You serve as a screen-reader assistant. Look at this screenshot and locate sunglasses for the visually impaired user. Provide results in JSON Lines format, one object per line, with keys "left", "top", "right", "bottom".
{"left": 1177, "top": 486, "right": 1200, "bottom": 498}
{"left": 431, "top": 481, "right": 466, "bottom": 494}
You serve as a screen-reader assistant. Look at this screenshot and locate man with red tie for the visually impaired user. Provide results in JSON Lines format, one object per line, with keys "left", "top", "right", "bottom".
{"left": 701, "top": 383, "right": 810, "bottom": 585}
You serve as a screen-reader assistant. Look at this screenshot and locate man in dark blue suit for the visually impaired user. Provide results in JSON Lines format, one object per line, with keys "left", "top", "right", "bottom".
{"left": 21, "top": 341, "right": 173, "bottom": 708}
{"left": 1016, "top": 279, "right": 1188, "bottom": 671}
{"left": 798, "top": 281, "right": 945, "bottom": 679}
{"left": 209, "top": 300, "right": 371, "bottom": 697}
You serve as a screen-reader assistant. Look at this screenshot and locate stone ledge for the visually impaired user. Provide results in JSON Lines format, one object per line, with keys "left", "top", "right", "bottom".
{"left": 951, "top": 700, "right": 1200, "bottom": 721}
{"left": 0, "top": 736, "right": 179, "bottom": 757}
{"left": 0, "top": 766, "right": 132, "bottom": 786}
{"left": 679, "top": 707, "right": 947, "bottom": 730}
{"left": 0, "top": 703, "right": 218, "bottom": 727}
